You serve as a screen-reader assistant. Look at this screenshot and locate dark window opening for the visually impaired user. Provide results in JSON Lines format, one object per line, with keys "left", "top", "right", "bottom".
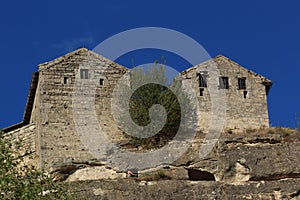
{"left": 99, "top": 78, "right": 104, "bottom": 85}
{"left": 219, "top": 77, "right": 229, "bottom": 89}
{"left": 238, "top": 78, "right": 246, "bottom": 90}
{"left": 63, "top": 77, "right": 68, "bottom": 84}
{"left": 80, "top": 69, "right": 89, "bottom": 79}
{"left": 197, "top": 73, "right": 207, "bottom": 87}
{"left": 243, "top": 91, "right": 248, "bottom": 99}
{"left": 200, "top": 88, "right": 204, "bottom": 96}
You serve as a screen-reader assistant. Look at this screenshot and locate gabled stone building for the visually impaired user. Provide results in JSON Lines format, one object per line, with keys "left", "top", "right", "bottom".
{"left": 181, "top": 55, "right": 272, "bottom": 133}
{"left": 2, "top": 48, "right": 272, "bottom": 170}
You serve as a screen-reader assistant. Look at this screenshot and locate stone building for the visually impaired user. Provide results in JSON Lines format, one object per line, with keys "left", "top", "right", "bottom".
{"left": 180, "top": 55, "right": 272, "bottom": 133}
{"left": 2, "top": 48, "right": 272, "bottom": 171}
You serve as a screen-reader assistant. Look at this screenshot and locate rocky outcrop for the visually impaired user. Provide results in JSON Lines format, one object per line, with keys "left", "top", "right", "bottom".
{"left": 172, "top": 129, "right": 300, "bottom": 183}
{"left": 58, "top": 129, "right": 300, "bottom": 199}
{"left": 67, "top": 166, "right": 126, "bottom": 182}
{"left": 69, "top": 179, "right": 300, "bottom": 200}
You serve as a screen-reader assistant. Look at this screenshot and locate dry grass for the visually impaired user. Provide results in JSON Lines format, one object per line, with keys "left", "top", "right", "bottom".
{"left": 226, "top": 127, "right": 300, "bottom": 143}
{"left": 137, "top": 170, "right": 171, "bottom": 181}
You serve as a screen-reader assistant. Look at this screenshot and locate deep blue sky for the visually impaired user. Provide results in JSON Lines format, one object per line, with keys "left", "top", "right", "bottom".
{"left": 0, "top": 1, "right": 299, "bottom": 129}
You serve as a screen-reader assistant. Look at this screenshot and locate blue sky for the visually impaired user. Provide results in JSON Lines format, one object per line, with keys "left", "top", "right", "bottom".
{"left": 0, "top": 0, "right": 299, "bottom": 129}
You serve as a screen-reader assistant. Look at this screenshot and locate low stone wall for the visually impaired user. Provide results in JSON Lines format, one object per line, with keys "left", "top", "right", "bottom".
{"left": 4, "top": 123, "right": 38, "bottom": 168}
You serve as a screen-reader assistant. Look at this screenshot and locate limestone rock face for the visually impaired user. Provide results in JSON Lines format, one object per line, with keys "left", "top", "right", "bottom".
{"left": 70, "top": 179, "right": 300, "bottom": 200}
{"left": 66, "top": 166, "right": 126, "bottom": 182}
{"left": 63, "top": 130, "right": 300, "bottom": 199}
{"left": 173, "top": 131, "right": 300, "bottom": 183}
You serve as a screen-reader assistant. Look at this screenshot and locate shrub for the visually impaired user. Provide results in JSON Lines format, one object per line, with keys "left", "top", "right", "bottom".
{"left": 0, "top": 130, "right": 72, "bottom": 200}
{"left": 117, "top": 63, "right": 193, "bottom": 149}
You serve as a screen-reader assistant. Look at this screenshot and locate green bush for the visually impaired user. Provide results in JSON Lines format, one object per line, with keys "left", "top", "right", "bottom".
{"left": 0, "top": 130, "right": 72, "bottom": 200}
{"left": 118, "top": 63, "right": 192, "bottom": 149}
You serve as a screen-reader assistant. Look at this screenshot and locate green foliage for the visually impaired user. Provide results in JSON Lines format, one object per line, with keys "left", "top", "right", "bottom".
{"left": 120, "top": 62, "right": 191, "bottom": 148}
{"left": 0, "top": 130, "right": 72, "bottom": 200}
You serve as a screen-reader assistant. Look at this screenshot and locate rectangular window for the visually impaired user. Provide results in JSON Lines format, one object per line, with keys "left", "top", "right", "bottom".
{"left": 219, "top": 77, "right": 229, "bottom": 89}
{"left": 99, "top": 78, "right": 104, "bottom": 85}
{"left": 243, "top": 91, "right": 248, "bottom": 99}
{"left": 200, "top": 88, "right": 204, "bottom": 96}
{"left": 238, "top": 78, "right": 246, "bottom": 90}
{"left": 63, "top": 77, "right": 68, "bottom": 84}
{"left": 197, "top": 73, "right": 207, "bottom": 87}
{"left": 80, "top": 69, "right": 89, "bottom": 79}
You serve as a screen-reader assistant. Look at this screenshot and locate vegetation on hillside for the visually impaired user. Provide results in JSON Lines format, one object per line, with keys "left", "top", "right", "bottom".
{"left": 226, "top": 127, "right": 300, "bottom": 143}
{"left": 117, "top": 62, "right": 193, "bottom": 149}
{"left": 0, "top": 130, "right": 72, "bottom": 200}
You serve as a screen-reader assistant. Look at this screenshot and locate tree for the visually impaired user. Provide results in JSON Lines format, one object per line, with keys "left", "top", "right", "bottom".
{"left": 0, "top": 130, "right": 72, "bottom": 200}
{"left": 116, "top": 62, "right": 193, "bottom": 148}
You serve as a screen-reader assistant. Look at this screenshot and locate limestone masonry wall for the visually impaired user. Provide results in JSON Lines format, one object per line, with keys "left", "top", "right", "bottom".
{"left": 36, "top": 49, "right": 128, "bottom": 170}
{"left": 181, "top": 55, "right": 270, "bottom": 133}
{"left": 4, "top": 123, "right": 38, "bottom": 167}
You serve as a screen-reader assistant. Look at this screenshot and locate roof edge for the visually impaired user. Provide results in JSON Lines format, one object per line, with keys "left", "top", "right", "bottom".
{"left": 38, "top": 48, "right": 129, "bottom": 71}
{"left": 1, "top": 122, "right": 25, "bottom": 133}
{"left": 214, "top": 54, "right": 272, "bottom": 84}
{"left": 181, "top": 54, "right": 272, "bottom": 85}
{"left": 1, "top": 72, "right": 39, "bottom": 133}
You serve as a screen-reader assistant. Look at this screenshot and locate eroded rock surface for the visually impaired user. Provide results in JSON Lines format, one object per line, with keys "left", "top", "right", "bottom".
{"left": 67, "top": 166, "right": 126, "bottom": 182}
{"left": 70, "top": 179, "right": 300, "bottom": 200}
{"left": 57, "top": 130, "right": 300, "bottom": 199}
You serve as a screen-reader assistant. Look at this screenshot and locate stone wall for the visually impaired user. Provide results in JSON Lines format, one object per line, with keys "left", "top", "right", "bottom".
{"left": 30, "top": 76, "right": 42, "bottom": 168}
{"left": 4, "top": 123, "right": 38, "bottom": 167}
{"left": 36, "top": 49, "right": 128, "bottom": 170}
{"left": 181, "top": 55, "right": 270, "bottom": 133}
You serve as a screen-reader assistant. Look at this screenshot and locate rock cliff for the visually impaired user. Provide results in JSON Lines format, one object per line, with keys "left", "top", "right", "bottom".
{"left": 58, "top": 128, "right": 300, "bottom": 199}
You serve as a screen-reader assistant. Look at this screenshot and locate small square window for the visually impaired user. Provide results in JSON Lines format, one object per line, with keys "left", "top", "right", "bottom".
{"left": 99, "top": 78, "right": 104, "bottom": 85}
{"left": 238, "top": 78, "right": 246, "bottom": 90}
{"left": 219, "top": 77, "right": 229, "bottom": 89}
{"left": 80, "top": 69, "right": 89, "bottom": 79}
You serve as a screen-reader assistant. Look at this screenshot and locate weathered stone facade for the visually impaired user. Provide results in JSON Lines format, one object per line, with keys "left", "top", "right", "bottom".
{"left": 3, "top": 123, "right": 38, "bottom": 168}
{"left": 32, "top": 49, "right": 128, "bottom": 170}
{"left": 181, "top": 55, "right": 271, "bottom": 133}
{"left": 2, "top": 48, "right": 272, "bottom": 171}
